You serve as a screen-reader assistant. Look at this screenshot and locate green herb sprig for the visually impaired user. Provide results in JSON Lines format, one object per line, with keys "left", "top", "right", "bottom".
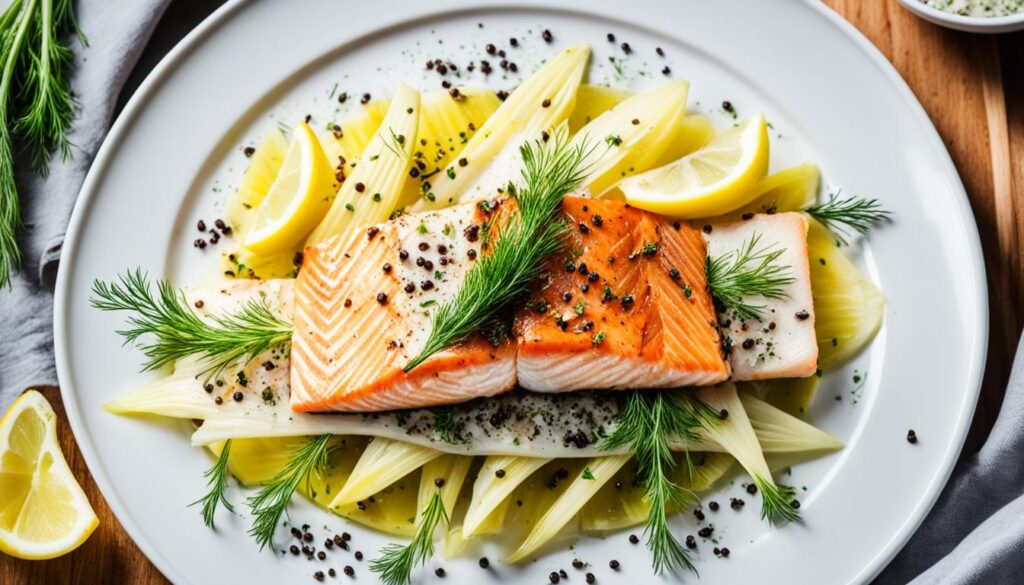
{"left": 600, "top": 391, "right": 721, "bottom": 575}
{"left": 806, "top": 191, "right": 891, "bottom": 245}
{"left": 403, "top": 128, "right": 595, "bottom": 371}
{"left": 370, "top": 488, "right": 449, "bottom": 585}
{"left": 190, "top": 438, "right": 234, "bottom": 529}
{"left": 90, "top": 269, "right": 294, "bottom": 377}
{"left": 751, "top": 473, "right": 800, "bottom": 525}
{"left": 246, "top": 434, "right": 331, "bottom": 550}
{"left": 0, "top": 0, "right": 85, "bottom": 287}
{"left": 705, "top": 233, "right": 795, "bottom": 321}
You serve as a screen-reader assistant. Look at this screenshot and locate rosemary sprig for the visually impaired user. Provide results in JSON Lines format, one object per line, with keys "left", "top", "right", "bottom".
{"left": 370, "top": 488, "right": 450, "bottom": 585}
{"left": 404, "top": 128, "right": 595, "bottom": 371}
{"left": 246, "top": 434, "right": 331, "bottom": 550}
{"left": 805, "top": 191, "right": 891, "bottom": 245}
{"left": 190, "top": 439, "right": 234, "bottom": 529}
{"left": 90, "top": 269, "right": 293, "bottom": 377}
{"left": 600, "top": 391, "right": 721, "bottom": 575}
{"left": 705, "top": 233, "right": 795, "bottom": 321}
{"left": 0, "top": 0, "right": 84, "bottom": 287}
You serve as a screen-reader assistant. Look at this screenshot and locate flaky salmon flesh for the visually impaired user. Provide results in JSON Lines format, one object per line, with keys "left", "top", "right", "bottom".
{"left": 289, "top": 196, "right": 817, "bottom": 412}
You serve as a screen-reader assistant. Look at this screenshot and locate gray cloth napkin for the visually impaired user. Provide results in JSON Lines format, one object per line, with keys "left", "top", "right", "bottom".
{"left": 0, "top": 0, "right": 171, "bottom": 405}
{"left": 1, "top": 3, "right": 1021, "bottom": 583}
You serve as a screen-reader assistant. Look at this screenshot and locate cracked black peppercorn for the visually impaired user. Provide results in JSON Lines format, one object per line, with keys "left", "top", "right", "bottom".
{"left": 609, "top": 559, "right": 620, "bottom": 570}
{"left": 479, "top": 557, "right": 490, "bottom": 569}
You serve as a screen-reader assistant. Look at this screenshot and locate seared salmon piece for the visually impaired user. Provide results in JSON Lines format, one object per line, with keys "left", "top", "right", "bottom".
{"left": 290, "top": 201, "right": 517, "bottom": 412}
{"left": 704, "top": 212, "right": 817, "bottom": 380}
{"left": 515, "top": 197, "right": 729, "bottom": 392}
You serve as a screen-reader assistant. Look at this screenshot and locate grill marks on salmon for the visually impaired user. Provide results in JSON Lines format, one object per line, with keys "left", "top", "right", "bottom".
{"left": 290, "top": 202, "right": 516, "bottom": 413}
{"left": 515, "top": 197, "right": 730, "bottom": 392}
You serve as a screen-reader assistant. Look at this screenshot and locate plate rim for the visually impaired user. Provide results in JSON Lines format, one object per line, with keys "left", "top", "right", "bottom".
{"left": 52, "top": 1, "right": 989, "bottom": 584}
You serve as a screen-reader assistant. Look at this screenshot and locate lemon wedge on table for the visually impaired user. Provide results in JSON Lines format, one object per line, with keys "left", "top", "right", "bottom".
{"left": 242, "top": 122, "right": 335, "bottom": 255}
{"left": 0, "top": 391, "right": 98, "bottom": 560}
{"left": 620, "top": 113, "right": 769, "bottom": 218}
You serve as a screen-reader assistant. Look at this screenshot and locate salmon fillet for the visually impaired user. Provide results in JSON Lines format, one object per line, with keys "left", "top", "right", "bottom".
{"left": 704, "top": 212, "right": 817, "bottom": 380}
{"left": 290, "top": 201, "right": 517, "bottom": 412}
{"left": 515, "top": 197, "right": 729, "bottom": 392}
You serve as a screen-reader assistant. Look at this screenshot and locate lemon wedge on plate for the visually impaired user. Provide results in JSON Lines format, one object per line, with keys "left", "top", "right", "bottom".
{"left": 620, "top": 113, "right": 769, "bottom": 218}
{"left": 0, "top": 390, "right": 98, "bottom": 559}
{"left": 243, "top": 122, "right": 334, "bottom": 255}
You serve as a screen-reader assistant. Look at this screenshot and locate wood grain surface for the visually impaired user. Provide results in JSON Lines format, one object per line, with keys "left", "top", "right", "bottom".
{"left": 2, "top": 1, "right": 1022, "bottom": 582}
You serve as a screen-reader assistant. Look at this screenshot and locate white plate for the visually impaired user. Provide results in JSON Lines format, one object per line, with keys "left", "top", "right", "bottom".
{"left": 54, "top": 1, "right": 987, "bottom": 583}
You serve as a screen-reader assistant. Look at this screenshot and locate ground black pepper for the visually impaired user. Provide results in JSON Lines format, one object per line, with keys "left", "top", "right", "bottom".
{"left": 542, "top": 29, "right": 553, "bottom": 42}
{"left": 435, "top": 567, "right": 446, "bottom": 577}
{"left": 586, "top": 573, "right": 595, "bottom": 584}
{"left": 629, "top": 534, "right": 639, "bottom": 544}
{"left": 376, "top": 292, "right": 388, "bottom": 304}
{"left": 609, "top": 560, "right": 620, "bottom": 570}
{"left": 746, "top": 483, "right": 758, "bottom": 495}
{"left": 549, "top": 572, "right": 560, "bottom": 583}
{"left": 698, "top": 526, "right": 713, "bottom": 538}
{"left": 907, "top": 429, "right": 918, "bottom": 444}
{"left": 708, "top": 500, "right": 720, "bottom": 511}
{"left": 686, "top": 535, "right": 697, "bottom": 549}
{"left": 479, "top": 557, "right": 490, "bottom": 569}
{"left": 343, "top": 565, "right": 354, "bottom": 577}
{"left": 232, "top": 391, "right": 243, "bottom": 402}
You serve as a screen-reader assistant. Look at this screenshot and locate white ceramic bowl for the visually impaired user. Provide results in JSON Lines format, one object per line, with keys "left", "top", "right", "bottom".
{"left": 899, "top": 0, "right": 1024, "bottom": 32}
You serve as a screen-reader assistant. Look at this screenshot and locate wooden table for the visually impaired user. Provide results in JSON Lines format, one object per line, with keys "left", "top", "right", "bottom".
{"left": 2, "top": 1, "right": 1022, "bottom": 582}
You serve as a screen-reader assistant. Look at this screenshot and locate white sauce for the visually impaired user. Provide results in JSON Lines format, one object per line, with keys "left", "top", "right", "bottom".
{"left": 921, "top": 0, "right": 1023, "bottom": 17}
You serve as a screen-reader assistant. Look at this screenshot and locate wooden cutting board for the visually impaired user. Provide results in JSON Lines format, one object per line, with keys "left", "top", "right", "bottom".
{"left": 2, "top": 1, "right": 1022, "bottom": 582}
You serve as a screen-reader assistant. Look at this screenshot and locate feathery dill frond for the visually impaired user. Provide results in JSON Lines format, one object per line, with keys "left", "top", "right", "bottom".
{"left": 404, "top": 128, "right": 596, "bottom": 371}
{"left": 190, "top": 439, "right": 234, "bottom": 529}
{"left": 705, "top": 233, "right": 795, "bottom": 321}
{"left": 600, "top": 391, "right": 720, "bottom": 575}
{"left": 805, "top": 191, "right": 891, "bottom": 245}
{"left": 246, "top": 434, "right": 331, "bottom": 550}
{"left": 0, "top": 0, "right": 85, "bottom": 287}
{"left": 90, "top": 269, "right": 293, "bottom": 377}
{"left": 752, "top": 474, "right": 800, "bottom": 525}
{"left": 369, "top": 488, "right": 449, "bottom": 585}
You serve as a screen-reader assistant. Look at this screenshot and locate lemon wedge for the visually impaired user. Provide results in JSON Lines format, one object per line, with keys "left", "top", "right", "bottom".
{"left": 0, "top": 390, "right": 98, "bottom": 559}
{"left": 243, "top": 122, "right": 334, "bottom": 255}
{"left": 620, "top": 113, "right": 769, "bottom": 218}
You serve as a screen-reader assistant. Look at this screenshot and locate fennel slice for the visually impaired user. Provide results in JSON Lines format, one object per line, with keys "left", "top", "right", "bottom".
{"left": 330, "top": 438, "right": 442, "bottom": 508}
{"left": 506, "top": 454, "right": 630, "bottom": 562}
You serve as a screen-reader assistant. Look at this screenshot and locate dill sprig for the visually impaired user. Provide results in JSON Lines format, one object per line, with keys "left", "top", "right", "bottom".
{"left": 404, "top": 128, "right": 595, "bottom": 371}
{"left": 0, "top": 0, "right": 84, "bottom": 287}
{"left": 90, "top": 269, "right": 293, "bottom": 377}
{"left": 246, "top": 434, "right": 331, "bottom": 550}
{"left": 751, "top": 473, "right": 800, "bottom": 525}
{"left": 806, "top": 191, "right": 891, "bottom": 245}
{"left": 429, "top": 409, "right": 468, "bottom": 445}
{"left": 380, "top": 127, "right": 408, "bottom": 160}
{"left": 705, "top": 233, "right": 795, "bottom": 321}
{"left": 190, "top": 439, "right": 234, "bottom": 529}
{"left": 370, "top": 488, "right": 450, "bottom": 585}
{"left": 600, "top": 391, "right": 721, "bottom": 575}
